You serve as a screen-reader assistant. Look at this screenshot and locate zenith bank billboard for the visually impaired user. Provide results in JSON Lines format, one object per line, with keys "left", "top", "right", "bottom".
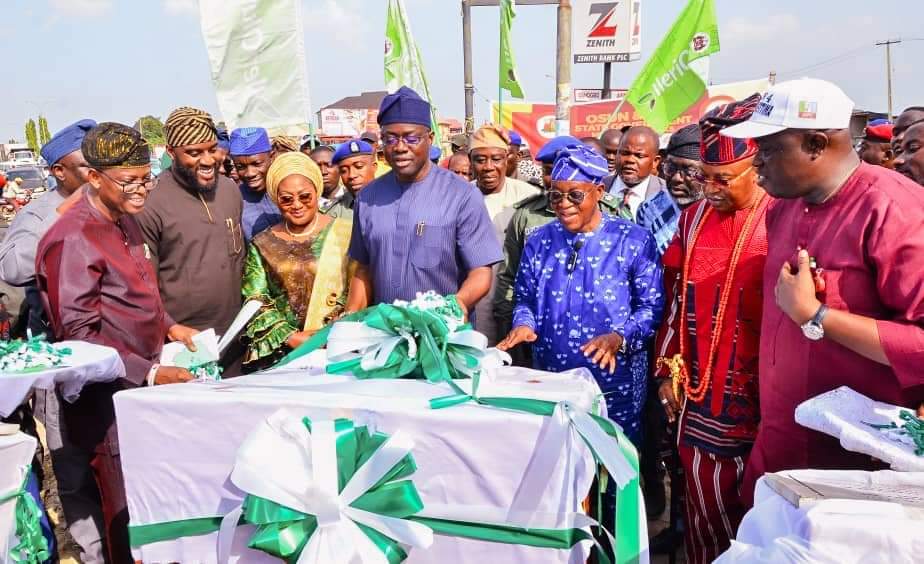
{"left": 572, "top": 0, "right": 642, "bottom": 64}
{"left": 492, "top": 78, "right": 770, "bottom": 153}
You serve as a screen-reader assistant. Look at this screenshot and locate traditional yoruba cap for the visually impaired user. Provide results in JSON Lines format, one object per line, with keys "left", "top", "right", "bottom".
{"left": 265, "top": 151, "right": 323, "bottom": 204}
{"left": 82, "top": 122, "right": 151, "bottom": 169}
{"left": 332, "top": 139, "right": 374, "bottom": 164}
{"left": 164, "top": 106, "right": 217, "bottom": 147}
{"left": 216, "top": 124, "right": 230, "bottom": 152}
{"left": 429, "top": 145, "right": 442, "bottom": 162}
{"left": 508, "top": 131, "right": 523, "bottom": 146}
{"left": 377, "top": 86, "right": 431, "bottom": 129}
{"left": 665, "top": 124, "right": 702, "bottom": 161}
{"left": 535, "top": 135, "right": 581, "bottom": 163}
{"left": 551, "top": 145, "right": 609, "bottom": 184}
{"left": 864, "top": 122, "right": 893, "bottom": 142}
{"left": 360, "top": 131, "right": 380, "bottom": 144}
{"left": 700, "top": 94, "right": 761, "bottom": 165}
{"left": 40, "top": 119, "right": 97, "bottom": 166}
{"left": 469, "top": 124, "right": 509, "bottom": 152}
{"left": 450, "top": 133, "right": 470, "bottom": 150}
{"left": 272, "top": 135, "right": 299, "bottom": 153}
{"left": 722, "top": 78, "right": 855, "bottom": 139}
{"left": 229, "top": 127, "right": 272, "bottom": 157}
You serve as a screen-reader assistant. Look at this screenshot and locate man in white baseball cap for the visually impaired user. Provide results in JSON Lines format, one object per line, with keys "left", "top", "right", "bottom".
{"left": 722, "top": 78, "right": 924, "bottom": 507}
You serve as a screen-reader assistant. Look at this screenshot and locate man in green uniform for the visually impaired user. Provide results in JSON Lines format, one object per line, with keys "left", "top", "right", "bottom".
{"left": 493, "top": 135, "right": 619, "bottom": 365}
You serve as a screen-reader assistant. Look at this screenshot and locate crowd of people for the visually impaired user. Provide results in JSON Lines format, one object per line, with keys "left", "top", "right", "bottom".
{"left": 0, "top": 78, "right": 922, "bottom": 564}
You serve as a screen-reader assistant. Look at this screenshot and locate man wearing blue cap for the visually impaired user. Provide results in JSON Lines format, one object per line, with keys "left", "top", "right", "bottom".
{"left": 345, "top": 86, "right": 502, "bottom": 313}
{"left": 0, "top": 118, "right": 107, "bottom": 563}
{"left": 492, "top": 136, "right": 619, "bottom": 364}
{"left": 230, "top": 127, "right": 281, "bottom": 241}
{"left": 321, "top": 139, "right": 378, "bottom": 219}
{"left": 497, "top": 144, "right": 664, "bottom": 445}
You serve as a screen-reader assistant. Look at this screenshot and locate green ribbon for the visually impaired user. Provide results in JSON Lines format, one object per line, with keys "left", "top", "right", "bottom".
{"left": 0, "top": 468, "right": 50, "bottom": 564}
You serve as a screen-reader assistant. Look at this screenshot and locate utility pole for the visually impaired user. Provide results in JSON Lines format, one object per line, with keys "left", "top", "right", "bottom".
{"left": 602, "top": 62, "right": 612, "bottom": 99}
{"left": 462, "top": 0, "right": 475, "bottom": 133}
{"left": 555, "top": 0, "right": 572, "bottom": 135}
{"left": 875, "top": 39, "right": 900, "bottom": 119}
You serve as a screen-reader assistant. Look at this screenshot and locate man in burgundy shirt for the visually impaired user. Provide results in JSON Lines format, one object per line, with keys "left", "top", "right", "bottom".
{"left": 722, "top": 78, "right": 924, "bottom": 506}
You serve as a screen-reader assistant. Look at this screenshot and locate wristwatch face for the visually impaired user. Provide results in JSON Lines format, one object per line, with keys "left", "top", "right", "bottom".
{"left": 802, "top": 322, "right": 824, "bottom": 341}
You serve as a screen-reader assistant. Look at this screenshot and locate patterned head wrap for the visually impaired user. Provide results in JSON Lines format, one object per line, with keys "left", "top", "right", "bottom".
{"left": 469, "top": 124, "right": 509, "bottom": 152}
{"left": 551, "top": 145, "right": 609, "bottom": 184}
{"left": 163, "top": 106, "right": 217, "bottom": 148}
{"left": 699, "top": 94, "right": 761, "bottom": 165}
{"left": 229, "top": 127, "right": 272, "bottom": 157}
{"left": 665, "top": 124, "right": 702, "bottom": 161}
{"left": 272, "top": 135, "right": 299, "bottom": 153}
{"left": 82, "top": 122, "right": 151, "bottom": 169}
{"left": 265, "top": 151, "right": 323, "bottom": 204}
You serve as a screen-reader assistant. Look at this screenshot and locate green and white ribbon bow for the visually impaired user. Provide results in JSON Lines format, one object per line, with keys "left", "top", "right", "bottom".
{"left": 217, "top": 409, "right": 433, "bottom": 563}
{"left": 0, "top": 466, "right": 50, "bottom": 564}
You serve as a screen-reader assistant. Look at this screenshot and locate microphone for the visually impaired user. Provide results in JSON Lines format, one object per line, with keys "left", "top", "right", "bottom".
{"left": 567, "top": 240, "right": 584, "bottom": 273}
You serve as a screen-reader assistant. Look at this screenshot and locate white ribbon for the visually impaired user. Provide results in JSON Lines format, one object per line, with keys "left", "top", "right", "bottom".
{"left": 219, "top": 409, "right": 433, "bottom": 564}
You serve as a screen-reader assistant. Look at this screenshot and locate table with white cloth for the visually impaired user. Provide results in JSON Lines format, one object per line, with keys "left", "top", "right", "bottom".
{"left": 715, "top": 469, "right": 924, "bottom": 563}
{"left": 114, "top": 353, "right": 648, "bottom": 563}
{"left": 0, "top": 340, "right": 124, "bottom": 418}
{"left": 0, "top": 431, "right": 39, "bottom": 561}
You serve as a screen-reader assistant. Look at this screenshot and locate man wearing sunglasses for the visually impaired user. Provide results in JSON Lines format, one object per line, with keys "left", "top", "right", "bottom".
{"left": 345, "top": 86, "right": 502, "bottom": 316}
{"left": 653, "top": 95, "right": 769, "bottom": 564}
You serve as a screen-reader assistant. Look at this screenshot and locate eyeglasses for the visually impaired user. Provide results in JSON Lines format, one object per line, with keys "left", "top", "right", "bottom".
{"left": 382, "top": 133, "right": 425, "bottom": 147}
{"left": 703, "top": 166, "right": 753, "bottom": 188}
{"left": 662, "top": 161, "right": 705, "bottom": 183}
{"left": 547, "top": 189, "right": 588, "bottom": 206}
{"left": 277, "top": 192, "right": 315, "bottom": 207}
{"left": 96, "top": 169, "right": 156, "bottom": 195}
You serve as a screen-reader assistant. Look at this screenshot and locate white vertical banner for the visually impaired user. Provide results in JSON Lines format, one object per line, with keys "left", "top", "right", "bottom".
{"left": 197, "top": 0, "right": 311, "bottom": 136}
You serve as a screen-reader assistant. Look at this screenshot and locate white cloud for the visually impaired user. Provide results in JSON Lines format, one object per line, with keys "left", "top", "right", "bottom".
{"left": 164, "top": 0, "right": 198, "bottom": 16}
{"left": 724, "top": 14, "right": 799, "bottom": 43}
{"left": 302, "top": 0, "right": 371, "bottom": 51}
{"left": 48, "top": 0, "right": 112, "bottom": 17}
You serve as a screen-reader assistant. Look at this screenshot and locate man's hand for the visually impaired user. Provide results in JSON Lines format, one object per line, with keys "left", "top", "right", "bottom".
{"left": 167, "top": 324, "right": 199, "bottom": 352}
{"left": 154, "top": 366, "right": 194, "bottom": 385}
{"left": 580, "top": 333, "right": 623, "bottom": 374}
{"left": 775, "top": 249, "right": 822, "bottom": 325}
{"left": 657, "top": 379, "right": 682, "bottom": 424}
{"left": 286, "top": 331, "right": 315, "bottom": 350}
{"left": 457, "top": 299, "right": 468, "bottom": 322}
{"left": 496, "top": 326, "right": 537, "bottom": 351}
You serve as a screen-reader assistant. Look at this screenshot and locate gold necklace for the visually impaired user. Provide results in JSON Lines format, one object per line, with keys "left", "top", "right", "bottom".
{"left": 284, "top": 213, "right": 319, "bottom": 238}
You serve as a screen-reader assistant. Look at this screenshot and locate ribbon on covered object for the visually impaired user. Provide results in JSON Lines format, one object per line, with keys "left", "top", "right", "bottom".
{"left": 0, "top": 466, "right": 50, "bottom": 564}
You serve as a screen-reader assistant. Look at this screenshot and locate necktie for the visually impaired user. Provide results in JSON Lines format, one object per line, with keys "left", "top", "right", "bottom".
{"left": 618, "top": 188, "right": 634, "bottom": 221}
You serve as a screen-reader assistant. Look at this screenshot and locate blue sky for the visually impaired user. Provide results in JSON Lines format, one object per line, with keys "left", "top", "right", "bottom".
{"left": 2, "top": 0, "right": 922, "bottom": 141}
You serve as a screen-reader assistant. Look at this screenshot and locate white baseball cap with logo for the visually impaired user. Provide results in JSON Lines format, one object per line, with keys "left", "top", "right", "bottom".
{"left": 721, "top": 78, "right": 855, "bottom": 139}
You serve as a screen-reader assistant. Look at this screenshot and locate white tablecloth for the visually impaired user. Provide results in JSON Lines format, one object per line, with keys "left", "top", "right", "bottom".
{"left": 0, "top": 340, "right": 125, "bottom": 417}
{"left": 115, "top": 360, "right": 639, "bottom": 563}
{"left": 716, "top": 469, "right": 924, "bottom": 563}
{"left": 0, "top": 431, "right": 38, "bottom": 560}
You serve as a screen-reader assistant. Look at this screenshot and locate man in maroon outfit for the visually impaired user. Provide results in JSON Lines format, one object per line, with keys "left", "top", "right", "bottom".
{"left": 722, "top": 79, "right": 924, "bottom": 506}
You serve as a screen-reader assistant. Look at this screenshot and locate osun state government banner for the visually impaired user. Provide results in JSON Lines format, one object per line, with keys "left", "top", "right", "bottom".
{"left": 198, "top": 0, "right": 311, "bottom": 136}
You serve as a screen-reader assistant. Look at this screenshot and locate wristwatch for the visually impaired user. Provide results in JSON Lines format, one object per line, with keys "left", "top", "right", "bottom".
{"left": 801, "top": 304, "right": 829, "bottom": 341}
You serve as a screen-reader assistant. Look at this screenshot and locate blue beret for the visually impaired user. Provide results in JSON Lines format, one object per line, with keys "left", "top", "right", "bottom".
{"left": 332, "top": 139, "right": 374, "bottom": 164}
{"left": 429, "top": 145, "right": 442, "bottom": 162}
{"left": 551, "top": 145, "right": 609, "bottom": 184}
{"left": 378, "top": 86, "right": 431, "bottom": 129}
{"left": 508, "top": 131, "right": 523, "bottom": 146}
{"left": 535, "top": 135, "right": 581, "bottom": 164}
{"left": 41, "top": 119, "right": 97, "bottom": 166}
{"left": 229, "top": 127, "right": 271, "bottom": 157}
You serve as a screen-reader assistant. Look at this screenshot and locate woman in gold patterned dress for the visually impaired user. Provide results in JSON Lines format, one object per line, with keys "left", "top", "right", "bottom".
{"left": 242, "top": 152, "right": 353, "bottom": 368}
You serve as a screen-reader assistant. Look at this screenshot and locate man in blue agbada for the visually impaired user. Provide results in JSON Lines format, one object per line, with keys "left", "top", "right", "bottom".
{"left": 498, "top": 145, "right": 664, "bottom": 444}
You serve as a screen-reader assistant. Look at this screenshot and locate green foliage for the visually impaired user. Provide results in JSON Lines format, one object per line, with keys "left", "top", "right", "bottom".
{"left": 24, "top": 119, "right": 38, "bottom": 155}
{"left": 134, "top": 115, "right": 166, "bottom": 146}
{"left": 38, "top": 115, "right": 51, "bottom": 146}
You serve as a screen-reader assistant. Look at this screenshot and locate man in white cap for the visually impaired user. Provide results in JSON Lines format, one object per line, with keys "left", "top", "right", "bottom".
{"left": 720, "top": 78, "right": 924, "bottom": 505}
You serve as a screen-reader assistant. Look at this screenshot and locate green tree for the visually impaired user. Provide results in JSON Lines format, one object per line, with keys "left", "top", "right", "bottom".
{"left": 38, "top": 115, "right": 51, "bottom": 146}
{"left": 24, "top": 119, "right": 38, "bottom": 155}
{"left": 134, "top": 115, "right": 166, "bottom": 147}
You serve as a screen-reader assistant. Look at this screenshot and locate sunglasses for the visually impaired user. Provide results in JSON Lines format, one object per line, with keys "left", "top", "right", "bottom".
{"left": 277, "top": 192, "right": 315, "bottom": 207}
{"left": 547, "top": 189, "right": 588, "bottom": 206}
{"left": 382, "top": 133, "right": 425, "bottom": 147}
{"left": 703, "top": 166, "right": 753, "bottom": 188}
{"left": 662, "top": 161, "right": 705, "bottom": 183}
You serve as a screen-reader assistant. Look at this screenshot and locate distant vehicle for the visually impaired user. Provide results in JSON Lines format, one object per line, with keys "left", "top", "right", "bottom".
{"left": 5, "top": 167, "right": 47, "bottom": 191}
{"left": 9, "top": 150, "right": 38, "bottom": 166}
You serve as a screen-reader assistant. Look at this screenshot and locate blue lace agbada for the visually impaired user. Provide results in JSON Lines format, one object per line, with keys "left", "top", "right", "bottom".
{"left": 513, "top": 213, "right": 664, "bottom": 443}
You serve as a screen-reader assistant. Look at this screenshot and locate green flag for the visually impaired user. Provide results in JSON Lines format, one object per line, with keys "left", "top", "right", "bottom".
{"left": 625, "top": 0, "right": 720, "bottom": 132}
{"left": 499, "top": 0, "right": 524, "bottom": 99}
{"left": 384, "top": 0, "right": 442, "bottom": 147}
